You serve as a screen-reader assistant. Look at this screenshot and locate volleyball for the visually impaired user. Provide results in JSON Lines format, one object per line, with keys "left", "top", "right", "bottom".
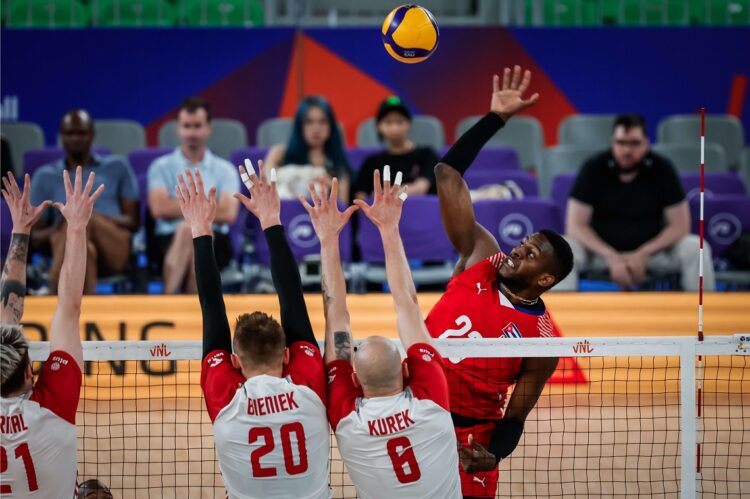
{"left": 381, "top": 4, "right": 439, "bottom": 64}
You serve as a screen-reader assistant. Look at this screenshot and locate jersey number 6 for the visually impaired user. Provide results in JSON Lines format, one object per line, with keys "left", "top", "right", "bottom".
{"left": 249, "top": 423, "right": 308, "bottom": 478}
{"left": 387, "top": 436, "right": 421, "bottom": 484}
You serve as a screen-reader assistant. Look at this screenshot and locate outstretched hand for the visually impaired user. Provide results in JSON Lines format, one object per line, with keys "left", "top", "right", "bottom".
{"left": 353, "top": 166, "right": 408, "bottom": 232}
{"left": 300, "top": 177, "right": 358, "bottom": 244}
{"left": 176, "top": 168, "right": 216, "bottom": 238}
{"left": 458, "top": 434, "right": 499, "bottom": 473}
{"left": 1, "top": 172, "right": 52, "bottom": 234}
{"left": 234, "top": 159, "right": 281, "bottom": 230}
{"left": 55, "top": 166, "right": 105, "bottom": 231}
{"left": 491, "top": 65, "right": 540, "bottom": 122}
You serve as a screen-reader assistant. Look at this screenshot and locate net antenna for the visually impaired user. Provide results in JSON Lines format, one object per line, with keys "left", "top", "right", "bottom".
{"left": 696, "top": 106, "right": 706, "bottom": 492}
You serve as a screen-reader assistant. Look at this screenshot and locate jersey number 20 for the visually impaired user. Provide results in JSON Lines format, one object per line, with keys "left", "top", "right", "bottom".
{"left": 387, "top": 436, "right": 421, "bottom": 484}
{"left": 249, "top": 423, "right": 308, "bottom": 477}
{"left": 0, "top": 443, "right": 39, "bottom": 493}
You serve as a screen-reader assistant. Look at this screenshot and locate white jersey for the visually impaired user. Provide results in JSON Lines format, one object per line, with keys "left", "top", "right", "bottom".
{"left": 201, "top": 343, "right": 330, "bottom": 499}
{"left": 0, "top": 350, "right": 80, "bottom": 498}
{"left": 327, "top": 343, "right": 461, "bottom": 499}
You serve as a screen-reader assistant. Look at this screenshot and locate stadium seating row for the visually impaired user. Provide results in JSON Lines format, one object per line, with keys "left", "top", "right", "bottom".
{"left": 3, "top": 113, "right": 746, "bottom": 175}
{"left": 2, "top": 0, "right": 264, "bottom": 27}
{"left": 3, "top": 183, "right": 748, "bottom": 292}
{"left": 2, "top": 0, "right": 748, "bottom": 28}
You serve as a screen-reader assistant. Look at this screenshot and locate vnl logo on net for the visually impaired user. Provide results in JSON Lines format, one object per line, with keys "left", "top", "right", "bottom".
{"left": 0, "top": 96, "right": 20, "bottom": 122}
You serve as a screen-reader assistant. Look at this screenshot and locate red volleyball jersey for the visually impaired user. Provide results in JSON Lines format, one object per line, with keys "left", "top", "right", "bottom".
{"left": 424, "top": 252, "right": 558, "bottom": 420}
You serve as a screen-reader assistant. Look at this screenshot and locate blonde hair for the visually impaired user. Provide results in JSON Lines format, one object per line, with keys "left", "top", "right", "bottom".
{"left": 1, "top": 325, "right": 29, "bottom": 390}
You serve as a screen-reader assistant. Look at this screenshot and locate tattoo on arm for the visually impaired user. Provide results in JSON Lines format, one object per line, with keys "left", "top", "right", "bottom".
{"left": 1, "top": 234, "right": 30, "bottom": 324}
{"left": 1, "top": 234, "right": 30, "bottom": 276}
{"left": 333, "top": 331, "right": 352, "bottom": 361}
{"left": 321, "top": 275, "right": 332, "bottom": 317}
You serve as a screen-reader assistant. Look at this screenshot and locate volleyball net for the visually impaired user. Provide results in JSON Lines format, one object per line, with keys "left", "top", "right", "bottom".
{"left": 29, "top": 335, "right": 750, "bottom": 498}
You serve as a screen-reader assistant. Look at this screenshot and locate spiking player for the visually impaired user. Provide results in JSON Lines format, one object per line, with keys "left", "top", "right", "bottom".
{"left": 425, "top": 66, "right": 575, "bottom": 498}
{"left": 301, "top": 170, "right": 461, "bottom": 499}
{"left": 1, "top": 168, "right": 103, "bottom": 497}
{"left": 177, "top": 163, "right": 330, "bottom": 499}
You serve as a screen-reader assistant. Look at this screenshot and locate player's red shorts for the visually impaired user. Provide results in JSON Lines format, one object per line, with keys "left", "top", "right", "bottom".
{"left": 455, "top": 421, "right": 498, "bottom": 498}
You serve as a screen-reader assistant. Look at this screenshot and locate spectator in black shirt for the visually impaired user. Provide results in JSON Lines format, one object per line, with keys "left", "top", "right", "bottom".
{"left": 557, "top": 114, "right": 715, "bottom": 291}
{"left": 353, "top": 97, "right": 437, "bottom": 199}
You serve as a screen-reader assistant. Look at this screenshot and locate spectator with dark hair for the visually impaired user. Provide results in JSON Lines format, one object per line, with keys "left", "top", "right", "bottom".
{"left": 77, "top": 479, "right": 113, "bottom": 499}
{"left": 354, "top": 96, "right": 437, "bottom": 200}
{"left": 147, "top": 97, "right": 239, "bottom": 294}
{"left": 263, "top": 95, "right": 351, "bottom": 201}
{"left": 558, "top": 114, "right": 715, "bottom": 291}
{"left": 30, "top": 109, "right": 139, "bottom": 294}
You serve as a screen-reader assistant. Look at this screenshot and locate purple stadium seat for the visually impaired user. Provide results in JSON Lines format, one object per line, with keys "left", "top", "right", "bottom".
{"left": 463, "top": 170, "right": 539, "bottom": 196}
{"left": 550, "top": 174, "right": 577, "bottom": 223}
{"left": 24, "top": 146, "right": 111, "bottom": 176}
{"left": 128, "top": 147, "right": 172, "bottom": 177}
{"left": 680, "top": 173, "right": 746, "bottom": 203}
{"left": 1, "top": 199, "right": 11, "bottom": 261}
{"left": 346, "top": 147, "right": 381, "bottom": 173}
{"left": 251, "top": 199, "right": 352, "bottom": 264}
{"left": 358, "top": 196, "right": 454, "bottom": 263}
{"left": 230, "top": 147, "right": 268, "bottom": 169}
{"left": 437, "top": 146, "right": 521, "bottom": 171}
{"left": 473, "top": 198, "right": 563, "bottom": 254}
{"left": 690, "top": 194, "right": 750, "bottom": 258}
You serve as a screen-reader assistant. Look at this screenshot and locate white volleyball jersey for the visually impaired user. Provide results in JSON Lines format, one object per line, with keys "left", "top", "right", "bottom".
{"left": 201, "top": 342, "right": 331, "bottom": 499}
{"left": 327, "top": 343, "right": 461, "bottom": 499}
{"left": 0, "top": 350, "right": 80, "bottom": 498}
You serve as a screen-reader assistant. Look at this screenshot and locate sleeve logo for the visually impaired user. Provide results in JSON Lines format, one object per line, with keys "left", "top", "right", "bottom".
{"left": 207, "top": 353, "right": 224, "bottom": 367}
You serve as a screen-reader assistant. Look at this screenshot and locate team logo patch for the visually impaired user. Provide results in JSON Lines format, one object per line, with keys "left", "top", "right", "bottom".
{"left": 207, "top": 353, "right": 224, "bottom": 367}
{"left": 50, "top": 362, "right": 60, "bottom": 371}
{"left": 418, "top": 348, "right": 434, "bottom": 362}
{"left": 501, "top": 322, "right": 523, "bottom": 339}
{"left": 327, "top": 365, "right": 337, "bottom": 383}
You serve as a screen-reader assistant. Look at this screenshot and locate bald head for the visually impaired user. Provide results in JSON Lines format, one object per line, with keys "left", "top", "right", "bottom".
{"left": 353, "top": 336, "right": 404, "bottom": 397}
{"left": 60, "top": 109, "right": 94, "bottom": 159}
{"left": 77, "top": 479, "right": 112, "bottom": 499}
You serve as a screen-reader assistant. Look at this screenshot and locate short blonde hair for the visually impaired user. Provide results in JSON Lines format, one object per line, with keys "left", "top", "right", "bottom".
{"left": 1, "top": 325, "right": 29, "bottom": 395}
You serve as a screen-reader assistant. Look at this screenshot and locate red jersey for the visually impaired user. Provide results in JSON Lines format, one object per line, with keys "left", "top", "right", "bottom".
{"left": 424, "top": 253, "right": 558, "bottom": 420}
{"left": 0, "top": 350, "right": 81, "bottom": 498}
{"left": 201, "top": 342, "right": 330, "bottom": 499}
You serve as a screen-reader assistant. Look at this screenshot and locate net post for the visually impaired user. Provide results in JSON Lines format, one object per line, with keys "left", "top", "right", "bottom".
{"left": 680, "top": 337, "right": 697, "bottom": 499}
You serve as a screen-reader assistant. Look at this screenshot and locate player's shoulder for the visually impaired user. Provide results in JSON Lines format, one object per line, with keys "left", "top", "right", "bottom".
{"left": 451, "top": 254, "right": 501, "bottom": 285}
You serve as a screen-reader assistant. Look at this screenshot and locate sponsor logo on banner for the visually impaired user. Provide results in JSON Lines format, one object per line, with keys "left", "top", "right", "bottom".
{"left": 150, "top": 343, "right": 172, "bottom": 358}
{"left": 573, "top": 340, "right": 593, "bottom": 354}
{"left": 498, "top": 213, "right": 533, "bottom": 248}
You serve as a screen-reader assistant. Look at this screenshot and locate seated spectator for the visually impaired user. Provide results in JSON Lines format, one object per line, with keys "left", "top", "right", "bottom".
{"left": 147, "top": 97, "right": 239, "bottom": 294}
{"left": 263, "top": 95, "right": 351, "bottom": 200}
{"left": 77, "top": 479, "right": 113, "bottom": 498}
{"left": 559, "top": 114, "right": 715, "bottom": 291}
{"left": 353, "top": 96, "right": 437, "bottom": 199}
{"left": 30, "top": 109, "right": 139, "bottom": 294}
